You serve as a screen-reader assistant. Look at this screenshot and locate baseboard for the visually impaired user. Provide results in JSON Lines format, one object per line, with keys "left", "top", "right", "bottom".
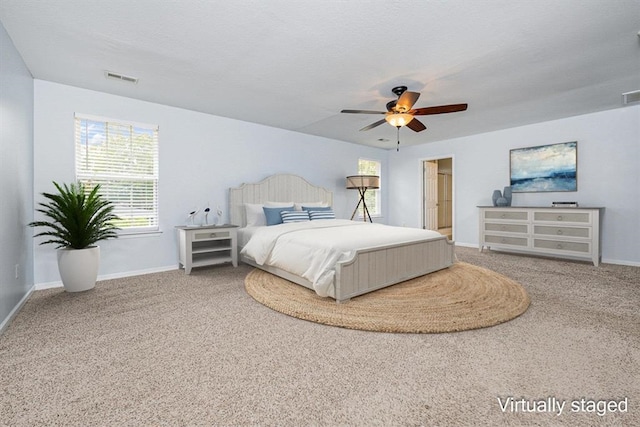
{"left": 35, "top": 265, "right": 179, "bottom": 291}
{"left": 0, "top": 284, "right": 35, "bottom": 335}
{"left": 454, "top": 242, "right": 639, "bottom": 267}
{"left": 453, "top": 242, "right": 477, "bottom": 249}
{"left": 97, "top": 265, "right": 178, "bottom": 281}
{"left": 601, "top": 258, "right": 640, "bottom": 267}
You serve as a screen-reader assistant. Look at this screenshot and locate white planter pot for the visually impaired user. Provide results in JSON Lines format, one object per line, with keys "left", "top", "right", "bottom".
{"left": 57, "top": 246, "right": 100, "bottom": 292}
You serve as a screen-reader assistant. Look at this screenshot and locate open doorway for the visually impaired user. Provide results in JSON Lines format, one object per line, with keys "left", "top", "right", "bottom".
{"left": 422, "top": 157, "right": 453, "bottom": 240}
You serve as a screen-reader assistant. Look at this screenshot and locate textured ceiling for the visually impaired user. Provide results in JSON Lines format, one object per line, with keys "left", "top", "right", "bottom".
{"left": 1, "top": 0, "right": 639, "bottom": 149}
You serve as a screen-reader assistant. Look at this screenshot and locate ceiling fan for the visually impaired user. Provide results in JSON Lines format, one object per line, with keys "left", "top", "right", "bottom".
{"left": 341, "top": 86, "right": 468, "bottom": 150}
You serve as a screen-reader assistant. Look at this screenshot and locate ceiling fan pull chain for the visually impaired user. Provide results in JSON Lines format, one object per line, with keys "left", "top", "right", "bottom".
{"left": 396, "top": 126, "right": 401, "bottom": 152}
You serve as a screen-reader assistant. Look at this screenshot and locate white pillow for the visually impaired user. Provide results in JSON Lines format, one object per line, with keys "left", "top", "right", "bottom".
{"left": 245, "top": 202, "right": 293, "bottom": 226}
{"left": 245, "top": 203, "right": 266, "bottom": 227}
{"left": 294, "top": 201, "right": 328, "bottom": 211}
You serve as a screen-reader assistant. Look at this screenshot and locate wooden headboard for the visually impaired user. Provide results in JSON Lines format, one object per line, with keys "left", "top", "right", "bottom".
{"left": 229, "top": 174, "right": 333, "bottom": 227}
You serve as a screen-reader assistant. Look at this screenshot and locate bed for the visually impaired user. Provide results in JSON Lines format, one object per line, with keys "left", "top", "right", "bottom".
{"left": 230, "top": 174, "right": 455, "bottom": 303}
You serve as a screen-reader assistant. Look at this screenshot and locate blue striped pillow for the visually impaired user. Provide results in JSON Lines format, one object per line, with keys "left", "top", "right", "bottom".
{"left": 263, "top": 205, "right": 294, "bottom": 226}
{"left": 280, "top": 210, "right": 310, "bottom": 223}
{"left": 309, "top": 210, "right": 335, "bottom": 220}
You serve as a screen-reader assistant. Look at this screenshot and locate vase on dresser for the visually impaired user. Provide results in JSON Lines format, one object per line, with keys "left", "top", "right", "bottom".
{"left": 503, "top": 186, "right": 513, "bottom": 206}
{"left": 492, "top": 190, "right": 502, "bottom": 206}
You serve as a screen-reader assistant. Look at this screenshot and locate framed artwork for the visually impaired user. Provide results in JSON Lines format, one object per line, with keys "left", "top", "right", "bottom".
{"left": 510, "top": 141, "right": 577, "bottom": 192}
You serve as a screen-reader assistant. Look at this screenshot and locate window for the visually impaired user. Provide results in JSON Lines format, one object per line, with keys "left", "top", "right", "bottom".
{"left": 358, "top": 158, "right": 381, "bottom": 217}
{"left": 75, "top": 114, "right": 159, "bottom": 233}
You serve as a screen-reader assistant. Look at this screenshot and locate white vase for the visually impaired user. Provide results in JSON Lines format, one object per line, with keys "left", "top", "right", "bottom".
{"left": 57, "top": 246, "right": 100, "bottom": 292}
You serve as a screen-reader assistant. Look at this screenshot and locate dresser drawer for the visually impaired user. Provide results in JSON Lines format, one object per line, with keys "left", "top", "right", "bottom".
{"left": 533, "top": 225, "right": 590, "bottom": 239}
{"left": 485, "top": 223, "right": 528, "bottom": 234}
{"left": 533, "top": 239, "right": 590, "bottom": 254}
{"left": 534, "top": 211, "right": 590, "bottom": 224}
{"left": 485, "top": 235, "right": 528, "bottom": 247}
{"left": 193, "top": 230, "right": 231, "bottom": 240}
{"left": 484, "top": 210, "right": 528, "bottom": 221}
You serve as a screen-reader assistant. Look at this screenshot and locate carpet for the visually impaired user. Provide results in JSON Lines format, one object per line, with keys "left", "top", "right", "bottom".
{"left": 244, "top": 262, "right": 531, "bottom": 333}
{"left": 2, "top": 248, "right": 638, "bottom": 426}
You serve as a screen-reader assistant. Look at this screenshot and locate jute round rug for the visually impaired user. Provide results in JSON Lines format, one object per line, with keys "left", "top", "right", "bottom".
{"left": 244, "top": 262, "right": 530, "bottom": 333}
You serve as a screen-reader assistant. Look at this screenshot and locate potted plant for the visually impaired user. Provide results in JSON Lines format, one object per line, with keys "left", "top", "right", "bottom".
{"left": 29, "top": 182, "right": 120, "bottom": 292}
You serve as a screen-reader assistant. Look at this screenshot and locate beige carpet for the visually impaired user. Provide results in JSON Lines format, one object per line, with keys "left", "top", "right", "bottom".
{"left": 0, "top": 246, "right": 638, "bottom": 426}
{"left": 245, "top": 262, "right": 530, "bottom": 333}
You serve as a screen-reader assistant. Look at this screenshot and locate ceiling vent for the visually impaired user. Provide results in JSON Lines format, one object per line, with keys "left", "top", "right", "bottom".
{"left": 622, "top": 90, "right": 640, "bottom": 105}
{"left": 104, "top": 71, "right": 138, "bottom": 84}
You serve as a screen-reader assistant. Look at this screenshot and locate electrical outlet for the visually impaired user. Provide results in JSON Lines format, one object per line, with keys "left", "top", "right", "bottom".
{"left": 14, "top": 264, "right": 19, "bottom": 279}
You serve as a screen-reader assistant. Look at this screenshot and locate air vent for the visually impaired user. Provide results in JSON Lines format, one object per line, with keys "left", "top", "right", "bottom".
{"left": 622, "top": 90, "right": 640, "bottom": 105}
{"left": 104, "top": 71, "right": 138, "bottom": 84}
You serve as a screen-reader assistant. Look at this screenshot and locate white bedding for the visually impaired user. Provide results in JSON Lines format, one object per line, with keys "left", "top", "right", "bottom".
{"left": 240, "top": 219, "right": 444, "bottom": 298}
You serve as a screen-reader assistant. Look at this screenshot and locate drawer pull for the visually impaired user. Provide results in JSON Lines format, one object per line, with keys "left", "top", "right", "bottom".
{"left": 501, "top": 214, "right": 506, "bottom": 219}
{"left": 556, "top": 230, "right": 563, "bottom": 235}
{"left": 210, "top": 233, "right": 217, "bottom": 238}
{"left": 557, "top": 215, "right": 563, "bottom": 221}
{"left": 557, "top": 243, "right": 563, "bottom": 249}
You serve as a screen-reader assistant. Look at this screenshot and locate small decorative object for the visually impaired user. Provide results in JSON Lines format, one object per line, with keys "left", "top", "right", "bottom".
{"left": 203, "top": 205, "right": 211, "bottom": 225}
{"left": 496, "top": 197, "right": 508, "bottom": 206}
{"left": 187, "top": 209, "right": 199, "bottom": 226}
{"left": 492, "top": 190, "right": 502, "bottom": 207}
{"left": 552, "top": 201, "right": 579, "bottom": 207}
{"left": 503, "top": 186, "right": 512, "bottom": 206}
{"left": 216, "top": 206, "right": 223, "bottom": 225}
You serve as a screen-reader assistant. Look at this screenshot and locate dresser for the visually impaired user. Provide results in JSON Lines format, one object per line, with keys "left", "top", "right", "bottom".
{"left": 478, "top": 207, "right": 604, "bottom": 266}
{"left": 176, "top": 225, "right": 238, "bottom": 274}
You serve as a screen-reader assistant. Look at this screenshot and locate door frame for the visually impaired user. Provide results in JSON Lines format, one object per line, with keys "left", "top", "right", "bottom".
{"left": 420, "top": 155, "right": 455, "bottom": 240}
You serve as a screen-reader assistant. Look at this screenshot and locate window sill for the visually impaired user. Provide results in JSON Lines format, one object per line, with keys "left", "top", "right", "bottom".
{"left": 117, "top": 230, "right": 163, "bottom": 239}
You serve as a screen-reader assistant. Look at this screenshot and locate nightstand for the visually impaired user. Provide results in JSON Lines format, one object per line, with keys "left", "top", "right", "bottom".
{"left": 176, "top": 224, "right": 238, "bottom": 274}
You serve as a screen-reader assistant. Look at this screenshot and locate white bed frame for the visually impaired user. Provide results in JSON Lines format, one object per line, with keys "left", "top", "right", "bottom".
{"left": 230, "top": 174, "right": 455, "bottom": 303}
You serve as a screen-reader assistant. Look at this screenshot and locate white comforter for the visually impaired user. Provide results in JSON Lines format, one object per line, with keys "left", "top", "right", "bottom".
{"left": 240, "top": 219, "right": 444, "bottom": 298}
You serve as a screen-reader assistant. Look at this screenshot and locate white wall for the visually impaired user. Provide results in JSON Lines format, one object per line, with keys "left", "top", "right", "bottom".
{"left": 33, "top": 80, "right": 388, "bottom": 286}
{"left": 0, "top": 22, "right": 34, "bottom": 328}
{"left": 388, "top": 106, "right": 640, "bottom": 265}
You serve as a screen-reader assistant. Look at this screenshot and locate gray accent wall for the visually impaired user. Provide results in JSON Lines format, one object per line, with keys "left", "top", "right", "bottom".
{"left": 0, "top": 20, "right": 34, "bottom": 329}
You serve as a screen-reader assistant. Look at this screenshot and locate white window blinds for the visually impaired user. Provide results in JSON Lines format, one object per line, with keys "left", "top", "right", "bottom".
{"left": 75, "top": 114, "right": 159, "bottom": 232}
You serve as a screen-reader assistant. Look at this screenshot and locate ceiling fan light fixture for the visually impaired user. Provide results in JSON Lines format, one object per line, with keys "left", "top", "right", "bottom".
{"left": 385, "top": 113, "right": 414, "bottom": 127}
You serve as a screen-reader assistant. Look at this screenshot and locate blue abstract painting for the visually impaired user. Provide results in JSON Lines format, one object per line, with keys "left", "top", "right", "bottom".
{"left": 510, "top": 142, "right": 577, "bottom": 192}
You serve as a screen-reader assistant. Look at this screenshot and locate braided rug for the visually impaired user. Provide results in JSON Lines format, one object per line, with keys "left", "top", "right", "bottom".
{"left": 244, "top": 262, "right": 530, "bottom": 333}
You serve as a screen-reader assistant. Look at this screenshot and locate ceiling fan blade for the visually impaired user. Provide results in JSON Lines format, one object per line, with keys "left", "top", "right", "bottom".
{"left": 406, "top": 118, "right": 427, "bottom": 132}
{"left": 411, "top": 103, "right": 468, "bottom": 115}
{"left": 341, "top": 109, "right": 386, "bottom": 114}
{"left": 395, "top": 91, "right": 420, "bottom": 112}
{"left": 359, "top": 118, "right": 387, "bottom": 131}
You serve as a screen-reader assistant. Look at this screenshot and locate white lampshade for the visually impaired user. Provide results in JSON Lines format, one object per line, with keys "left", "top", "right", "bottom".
{"left": 346, "top": 175, "right": 380, "bottom": 189}
{"left": 385, "top": 113, "right": 414, "bottom": 127}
